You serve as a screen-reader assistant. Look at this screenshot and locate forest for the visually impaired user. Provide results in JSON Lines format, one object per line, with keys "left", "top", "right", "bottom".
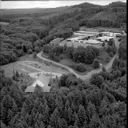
{"left": 0, "top": 1, "right": 127, "bottom": 128}
{"left": 0, "top": 35, "right": 126, "bottom": 128}
{"left": 0, "top": 1, "right": 126, "bottom": 65}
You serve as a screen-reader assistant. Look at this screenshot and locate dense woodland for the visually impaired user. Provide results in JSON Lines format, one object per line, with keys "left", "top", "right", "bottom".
{"left": 0, "top": 35, "right": 126, "bottom": 128}
{"left": 0, "top": 1, "right": 126, "bottom": 65}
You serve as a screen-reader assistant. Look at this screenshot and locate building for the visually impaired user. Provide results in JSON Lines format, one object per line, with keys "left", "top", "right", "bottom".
{"left": 25, "top": 72, "right": 62, "bottom": 93}
{"left": 101, "top": 32, "right": 114, "bottom": 37}
{"left": 96, "top": 36, "right": 113, "bottom": 42}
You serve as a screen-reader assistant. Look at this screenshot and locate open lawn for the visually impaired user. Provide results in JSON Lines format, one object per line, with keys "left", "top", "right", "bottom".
{"left": 97, "top": 49, "right": 111, "bottom": 64}
{"left": 0, "top": 53, "right": 68, "bottom": 78}
{"left": 0, "top": 61, "right": 37, "bottom": 77}
{"left": 59, "top": 58, "right": 94, "bottom": 75}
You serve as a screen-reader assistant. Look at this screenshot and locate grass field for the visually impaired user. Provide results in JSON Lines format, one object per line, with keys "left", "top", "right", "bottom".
{"left": 59, "top": 58, "right": 94, "bottom": 75}
{"left": 97, "top": 50, "right": 111, "bottom": 64}
{"left": 0, "top": 61, "right": 37, "bottom": 77}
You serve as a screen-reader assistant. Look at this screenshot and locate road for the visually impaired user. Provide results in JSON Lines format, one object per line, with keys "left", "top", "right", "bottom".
{"left": 37, "top": 36, "right": 120, "bottom": 81}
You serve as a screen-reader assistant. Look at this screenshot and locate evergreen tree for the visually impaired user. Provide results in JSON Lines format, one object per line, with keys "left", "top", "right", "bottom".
{"left": 0, "top": 121, "right": 8, "bottom": 128}
{"left": 50, "top": 108, "right": 60, "bottom": 128}
{"left": 86, "top": 102, "right": 96, "bottom": 123}
{"left": 93, "top": 59, "right": 100, "bottom": 69}
{"left": 47, "top": 125, "right": 54, "bottom": 128}
{"left": 58, "top": 118, "right": 68, "bottom": 128}
{"left": 35, "top": 120, "right": 45, "bottom": 128}
{"left": 9, "top": 112, "right": 21, "bottom": 128}
{"left": 21, "top": 96, "right": 34, "bottom": 116}
{"left": 89, "top": 114, "right": 101, "bottom": 128}
{"left": 90, "top": 74, "right": 103, "bottom": 88}
{"left": 1, "top": 95, "right": 17, "bottom": 125}
{"left": 75, "top": 105, "right": 87, "bottom": 127}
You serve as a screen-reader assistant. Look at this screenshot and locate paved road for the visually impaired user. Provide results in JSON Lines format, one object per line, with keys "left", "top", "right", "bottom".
{"left": 37, "top": 36, "right": 120, "bottom": 81}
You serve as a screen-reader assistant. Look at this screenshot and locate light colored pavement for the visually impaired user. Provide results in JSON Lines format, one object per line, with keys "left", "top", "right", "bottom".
{"left": 37, "top": 36, "right": 120, "bottom": 81}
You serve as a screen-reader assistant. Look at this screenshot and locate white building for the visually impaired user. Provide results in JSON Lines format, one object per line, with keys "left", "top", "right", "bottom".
{"left": 97, "top": 36, "right": 113, "bottom": 42}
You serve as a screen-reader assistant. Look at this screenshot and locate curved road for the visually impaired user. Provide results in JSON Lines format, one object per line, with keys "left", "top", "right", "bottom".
{"left": 37, "top": 36, "right": 120, "bottom": 81}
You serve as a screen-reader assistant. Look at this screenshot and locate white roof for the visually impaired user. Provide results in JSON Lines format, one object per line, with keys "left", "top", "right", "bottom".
{"left": 77, "top": 31, "right": 99, "bottom": 34}
{"left": 97, "top": 36, "right": 113, "bottom": 41}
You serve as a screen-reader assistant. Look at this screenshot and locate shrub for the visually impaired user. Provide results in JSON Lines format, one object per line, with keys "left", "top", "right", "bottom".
{"left": 33, "top": 52, "right": 37, "bottom": 58}
{"left": 71, "top": 63, "right": 86, "bottom": 73}
{"left": 92, "top": 59, "right": 100, "bottom": 69}
{"left": 90, "top": 74, "right": 103, "bottom": 88}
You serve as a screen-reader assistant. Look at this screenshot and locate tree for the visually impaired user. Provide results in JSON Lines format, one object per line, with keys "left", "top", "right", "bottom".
{"left": 102, "top": 66, "right": 106, "bottom": 72}
{"left": 33, "top": 52, "right": 37, "bottom": 58}
{"left": 12, "top": 70, "right": 20, "bottom": 81}
{"left": 0, "top": 121, "right": 8, "bottom": 128}
{"left": 108, "top": 38, "right": 115, "bottom": 46}
{"left": 90, "top": 74, "right": 103, "bottom": 88}
{"left": 35, "top": 121, "right": 45, "bottom": 128}
{"left": 76, "top": 105, "right": 87, "bottom": 127}
{"left": 59, "top": 74, "right": 68, "bottom": 87}
{"left": 86, "top": 102, "right": 96, "bottom": 122}
{"left": 58, "top": 118, "right": 68, "bottom": 128}
{"left": 63, "top": 105, "right": 75, "bottom": 125}
{"left": 89, "top": 114, "right": 102, "bottom": 128}
{"left": 50, "top": 108, "right": 60, "bottom": 128}
{"left": 68, "top": 125, "right": 78, "bottom": 128}
{"left": 21, "top": 96, "right": 34, "bottom": 116}
{"left": 1, "top": 95, "right": 17, "bottom": 125}
{"left": 92, "top": 59, "right": 100, "bottom": 69}
{"left": 47, "top": 125, "right": 53, "bottom": 128}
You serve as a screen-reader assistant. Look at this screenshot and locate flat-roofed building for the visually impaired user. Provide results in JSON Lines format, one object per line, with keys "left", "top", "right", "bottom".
{"left": 97, "top": 36, "right": 113, "bottom": 42}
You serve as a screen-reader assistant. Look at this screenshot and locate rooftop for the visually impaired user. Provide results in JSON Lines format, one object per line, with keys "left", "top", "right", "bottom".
{"left": 25, "top": 73, "right": 61, "bottom": 93}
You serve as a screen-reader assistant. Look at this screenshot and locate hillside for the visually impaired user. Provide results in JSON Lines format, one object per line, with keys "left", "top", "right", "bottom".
{"left": 0, "top": 2, "right": 127, "bottom": 128}
{"left": 0, "top": 1, "right": 126, "bottom": 27}
{"left": 0, "top": 1, "right": 126, "bottom": 65}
